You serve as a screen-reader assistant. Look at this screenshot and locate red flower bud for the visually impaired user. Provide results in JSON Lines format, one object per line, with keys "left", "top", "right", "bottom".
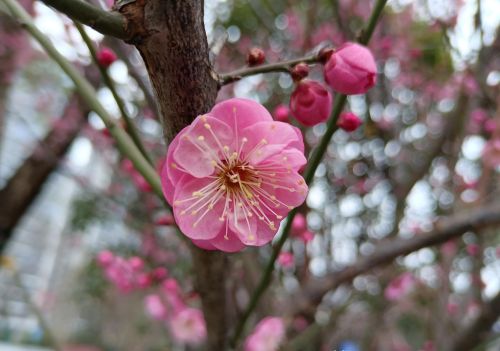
{"left": 97, "top": 47, "right": 117, "bottom": 68}
{"left": 291, "top": 63, "right": 310, "bottom": 81}
{"left": 337, "top": 112, "right": 362, "bottom": 132}
{"left": 246, "top": 47, "right": 265, "bottom": 66}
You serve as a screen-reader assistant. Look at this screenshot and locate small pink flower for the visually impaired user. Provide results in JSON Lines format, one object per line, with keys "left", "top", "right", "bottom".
{"left": 324, "top": 42, "right": 377, "bottom": 95}
{"left": 144, "top": 294, "right": 167, "bottom": 320}
{"left": 290, "top": 80, "right": 333, "bottom": 126}
{"left": 272, "top": 104, "right": 290, "bottom": 122}
{"left": 97, "top": 47, "right": 117, "bottom": 68}
{"left": 384, "top": 272, "right": 416, "bottom": 301}
{"left": 168, "top": 307, "right": 207, "bottom": 346}
{"left": 128, "top": 256, "right": 144, "bottom": 271}
{"left": 244, "top": 317, "right": 285, "bottom": 351}
{"left": 337, "top": 111, "right": 362, "bottom": 132}
{"left": 277, "top": 252, "right": 294, "bottom": 268}
{"left": 96, "top": 250, "right": 114, "bottom": 267}
{"left": 299, "top": 230, "right": 314, "bottom": 243}
{"left": 291, "top": 213, "right": 307, "bottom": 235}
{"left": 161, "top": 98, "right": 308, "bottom": 252}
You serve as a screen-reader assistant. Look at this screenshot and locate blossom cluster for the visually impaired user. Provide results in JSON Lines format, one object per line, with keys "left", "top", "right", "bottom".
{"left": 144, "top": 279, "right": 206, "bottom": 346}
{"left": 96, "top": 251, "right": 167, "bottom": 293}
{"left": 287, "top": 42, "right": 376, "bottom": 130}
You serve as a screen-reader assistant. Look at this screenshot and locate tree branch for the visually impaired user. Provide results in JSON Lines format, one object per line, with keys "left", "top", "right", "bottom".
{"left": 295, "top": 202, "right": 500, "bottom": 315}
{"left": 2, "top": 0, "right": 162, "bottom": 197}
{"left": 447, "top": 291, "right": 500, "bottom": 351}
{"left": 39, "top": 0, "right": 127, "bottom": 39}
{"left": 218, "top": 54, "right": 320, "bottom": 85}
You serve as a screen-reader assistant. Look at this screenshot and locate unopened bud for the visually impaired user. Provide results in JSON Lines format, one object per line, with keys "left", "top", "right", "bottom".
{"left": 291, "top": 63, "right": 309, "bottom": 81}
{"left": 247, "top": 47, "right": 265, "bottom": 66}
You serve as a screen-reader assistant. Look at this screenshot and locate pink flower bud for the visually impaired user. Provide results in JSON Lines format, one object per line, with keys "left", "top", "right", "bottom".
{"left": 155, "top": 214, "right": 175, "bottom": 226}
{"left": 246, "top": 47, "right": 265, "bottom": 66}
{"left": 300, "top": 230, "right": 314, "bottom": 243}
{"left": 324, "top": 42, "right": 377, "bottom": 95}
{"left": 337, "top": 111, "right": 362, "bottom": 132}
{"left": 277, "top": 252, "right": 294, "bottom": 268}
{"left": 97, "top": 47, "right": 117, "bottom": 68}
{"left": 291, "top": 213, "right": 307, "bottom": 235}
{"left": 272, "top": 104, "right": 289, "bottom": 122}
{"left": 291, "top": 63, "right": 309, "bottom": 81}
{"left": 290, "top": 80, "right": 332, "bottom": 126}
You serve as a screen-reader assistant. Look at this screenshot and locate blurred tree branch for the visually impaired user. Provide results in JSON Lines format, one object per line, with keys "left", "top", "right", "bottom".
{"left": 39, "top": 0, "right": 126, "bottom": 39}
{"left": 0, "top": 95, "right": 88, "bottom": 252}
{"left": 295, "top": 202, "right": 500, "bottom": 316}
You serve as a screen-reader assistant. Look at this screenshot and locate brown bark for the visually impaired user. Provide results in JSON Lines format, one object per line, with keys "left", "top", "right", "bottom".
{"left": 0, "top": 96, "right": 87, "bottom": 252}
{"left": 118, "top": 1, "right": 225, "bottom": 349}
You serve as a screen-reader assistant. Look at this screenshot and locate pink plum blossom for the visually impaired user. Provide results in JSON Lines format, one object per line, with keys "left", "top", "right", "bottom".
{"left": 277, "top": 251, "right": 294, "bottom": 268}
{"left": 144, "top": 294, "right": 167, "bottom": 321}
{"left": 244, "top": 317, "right": 285, "bottom": 351}
{"left": 272, "top": 104, "right": 290, "bottom": 122}
{"left": 96, "top": 250, "right": 114, "bottom": 267}
{"left": 291, "top": 213, "right": 307, "bottom": 235}
{"left": 337, "top": 111, "right": 362, "bottom": 132}
{"left": 324, "top": 42, "right": 377, "bottom": 95}
{"left": 161, "top": 98, "right": 308, "bottom": 252}
{"left": 384, "top": 272, "right": 416, "bottom": 301}
{"left": 290, "top": 80, "right": 333, "bottom": 126}
{"left": 168, "top": 307, "right": 207, "bottom": 346}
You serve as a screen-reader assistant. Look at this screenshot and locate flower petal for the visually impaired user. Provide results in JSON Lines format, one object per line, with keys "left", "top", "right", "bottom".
{"left": 173, "top": 175, "right": 224, "bottom": 240}
{"left": 173, "top": 115, "right": 233, "bottom": 178}
{"left": 210, "top": 98, "right": 273, "bottom": 131}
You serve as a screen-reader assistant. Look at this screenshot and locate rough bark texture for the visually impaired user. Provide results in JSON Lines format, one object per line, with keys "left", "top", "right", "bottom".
{"left": 0, "top": 97, "right": 87, "bottom": 252}
{"left": 118, "top": 1, "right": 225, "bottom": 349}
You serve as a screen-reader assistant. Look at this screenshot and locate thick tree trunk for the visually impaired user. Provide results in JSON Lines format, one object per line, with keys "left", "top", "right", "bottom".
{"left": 0, "top": 97, "right": 87, "bottom": 252}
{"left": 118, "top": 1, "right": 226, "bottom": 349}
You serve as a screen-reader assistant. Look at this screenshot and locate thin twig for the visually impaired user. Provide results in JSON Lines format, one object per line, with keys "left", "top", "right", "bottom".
{"left": 2, "top": 0, "right": 161, "bottom": 197}
{"left": 218, "top": 54, "right": 320, "bottom": 85}
{"left": 74, "top": 22, "right": 153, "bottom": 165}
{"left": 39, "top": 0, "right": 126, "bottom": 39}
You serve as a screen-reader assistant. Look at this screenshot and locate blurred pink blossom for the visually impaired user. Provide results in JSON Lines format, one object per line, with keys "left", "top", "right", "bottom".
{"left": 244, "top": 317, "right": 285, "bottom": 351}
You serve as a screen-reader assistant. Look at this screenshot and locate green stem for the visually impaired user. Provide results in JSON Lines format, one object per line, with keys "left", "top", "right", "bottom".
{"left": 230, "top": 0, "right": 388, "bottom": 346}
{"left": 74, "top": 22, "right": 154, "bottom": 166}
{"left": 1, "top": 0, "right": 162, "bottom": 198}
